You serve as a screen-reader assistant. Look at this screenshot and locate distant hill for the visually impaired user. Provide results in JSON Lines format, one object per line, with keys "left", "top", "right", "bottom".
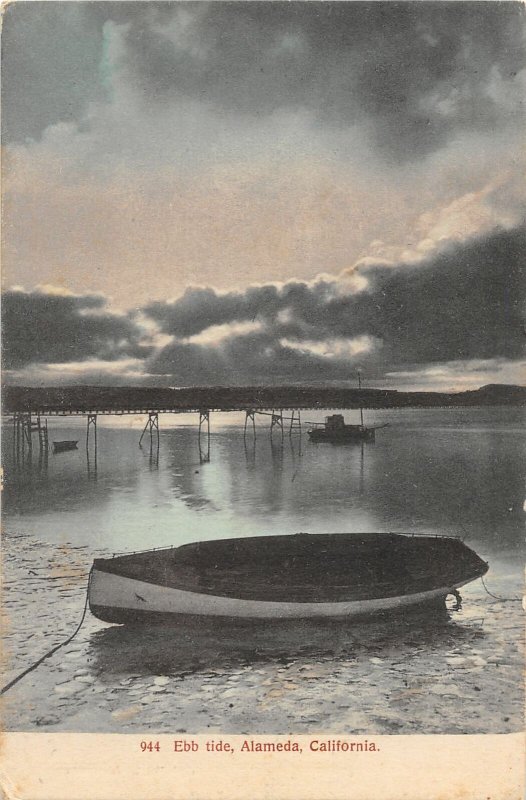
{"left": 465, "top": 384, "right": 526, "bottom": 403}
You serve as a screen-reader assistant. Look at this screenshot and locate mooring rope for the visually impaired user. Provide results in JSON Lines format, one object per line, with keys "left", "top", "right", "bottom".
{"left": 0, "top": 570, "right": 92, "bottom": 696}
{"left": 454, "top": 520, "right": 523, "bottom": 605}
{"left": 480, "top": 575, "right": 523, "bottom": 604}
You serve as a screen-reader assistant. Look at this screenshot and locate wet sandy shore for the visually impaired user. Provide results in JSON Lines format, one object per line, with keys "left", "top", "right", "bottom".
{"left": 2, "top": 531, "right": 523, "bottom": 734}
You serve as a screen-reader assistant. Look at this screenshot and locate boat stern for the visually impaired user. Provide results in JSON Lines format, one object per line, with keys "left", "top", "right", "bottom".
{"left": 441, "top": 538, "right": 489, "bottom": 591}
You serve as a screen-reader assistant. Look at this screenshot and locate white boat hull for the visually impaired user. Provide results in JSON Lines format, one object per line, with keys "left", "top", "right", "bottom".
{"left": 89, "top": 567, "right": 474, "bottom": 622}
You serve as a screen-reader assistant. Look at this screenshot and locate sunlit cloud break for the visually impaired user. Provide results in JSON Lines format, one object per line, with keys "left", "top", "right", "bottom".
{"left": 280, "top": 335, "right": 379, "bottom": 361}
{"left": 185, "top": 320, "right": 264, "bottom": 347}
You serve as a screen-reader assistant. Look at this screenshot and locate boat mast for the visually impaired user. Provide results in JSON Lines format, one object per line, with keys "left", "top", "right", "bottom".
{"left": 358, "top": 373, "right": 364, "bottom": 427}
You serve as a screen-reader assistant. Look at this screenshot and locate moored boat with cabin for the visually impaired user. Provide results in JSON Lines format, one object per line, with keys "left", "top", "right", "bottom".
{"left": 307, "top": 414, "right": 382, "bottom": 443}
{"left": 307, "top": 374, "right": 386, "bottom": 444}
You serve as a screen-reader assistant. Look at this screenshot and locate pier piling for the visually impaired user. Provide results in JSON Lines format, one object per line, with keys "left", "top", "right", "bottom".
{"left": 270, "top": 409, "right": 284, "bottom": 440}
{"left": 244, "top": 410, "right": 257, "bottom": 440}
{"left": 289, "top": 409, "right": 302, "bottom": 436}
{"left": 198, "top": 410, "right": 211, "bottom": 462}
{"left": 139, "top": 412, "right": 159, "bottom": 446}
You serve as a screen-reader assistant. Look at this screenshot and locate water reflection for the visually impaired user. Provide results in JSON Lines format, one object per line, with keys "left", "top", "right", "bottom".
{"left": 2, "top": 407, "right": 524, "bottom": 556}
{"left": 86, "top": 448, "right": 98, "bottom": 481}
{"left": 88, "top": 606, "right": 479, "bottom": 679}
{"left": 243, "top": 438, "right": 257, "bottom": 470}
{"left": 86, "top": 424, "right": 98, "bottom": 481}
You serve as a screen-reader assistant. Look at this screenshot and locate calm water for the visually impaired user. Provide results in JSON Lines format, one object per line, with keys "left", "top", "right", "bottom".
{"left": 3, "top": 406, "right": 525, "bottom": 561}
{"left": 2, "top": 406, "right": 524, "bottom": 734}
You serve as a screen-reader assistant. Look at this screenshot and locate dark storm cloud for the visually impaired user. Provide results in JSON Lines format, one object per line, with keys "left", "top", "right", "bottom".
{"left": 148, "top": 332, "right": 364, "bottom": 386}
{"left": 120, "top": 2, "right": 526, "bottom": 159}
{"left": 144, "top": 225, "right": 525, "bottom": 384}
{"left": 349, "top": 226, "right": 525, "bottom": 365}
{"left": 4, "top": 226, "right": 523, "bottom": 385}
{"left": 143, "top": 281, "right": 337, "bottom": 338}
{"left": 2, "top": 288, "right": 152, "bottom": 369}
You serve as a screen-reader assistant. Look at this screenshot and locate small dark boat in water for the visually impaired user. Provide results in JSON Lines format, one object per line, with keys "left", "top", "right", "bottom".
{"left": 53, "top": 440, "right": 78, "bottom": 453}
{"left": 308, "top": 414, "right": 385, "bottom": 443}
{"left": 88, "top": 532, "right": 488, "bottom": 624}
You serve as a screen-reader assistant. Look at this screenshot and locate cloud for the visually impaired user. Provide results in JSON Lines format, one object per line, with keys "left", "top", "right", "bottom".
{"left": 279, "top": 335, "right": 379, "bottom": 361}
{"left": 342, "top": 225, "right": 525, "bottom": 366}
{"left": 5, "top": 2, "right": 525, "bottom": 164}
{"left": 147, "top": 331, "right": 372, "bottom": 387}
{"left": 143, "top": 224, "right": 525, "bottom": 385}
{"left": 1, "top": 287, "right": 152, "bottom": 370}
{"left": 2, "top": 4, "right": 524, "bottom": 393}
{"left": 3, "top": 5, "right": 524, "bottom": 310}
{"left": 1, "top": 3, "right": 105, "bottom": 143}
{"left": 144, "top": 277, "right": 348, "bottom": 342}
{"left": 114, "top": 2, "right": 526, "bottom": 161}
{"left": 4, "top": 358, "right": 149, "bottom": 388}
{"left": 360, "top": 170, "right": 526, "bottom": 267}
{"left": 186, "top": 320, "right": 263, "bottom": 347}
{"left": 3, "top": 224, "right": 523, "bottom": 389}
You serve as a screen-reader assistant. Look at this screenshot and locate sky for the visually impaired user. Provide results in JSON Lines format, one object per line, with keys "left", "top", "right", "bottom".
{"left": 2, "top": 1, "right": 525, "bottom": 391}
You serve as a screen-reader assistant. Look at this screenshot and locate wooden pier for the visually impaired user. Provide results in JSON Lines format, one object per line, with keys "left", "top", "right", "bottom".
{"left": 4, "top": 383, "right": 524, "bottom": 465}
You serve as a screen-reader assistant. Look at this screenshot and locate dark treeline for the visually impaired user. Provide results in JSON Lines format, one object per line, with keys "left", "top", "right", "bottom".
{"left": 3, "top": 384, "right": 525, "bottom": 414}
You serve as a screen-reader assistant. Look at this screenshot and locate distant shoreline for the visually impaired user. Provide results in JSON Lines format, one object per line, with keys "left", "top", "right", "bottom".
{"left": 3, "top": 383, "right": 525, "bottom": 415}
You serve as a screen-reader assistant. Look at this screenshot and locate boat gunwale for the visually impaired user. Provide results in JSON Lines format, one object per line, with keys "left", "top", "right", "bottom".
{"left": 108, "top": 531, "right": 465, "bottom": 561}
{"left": 107, "top": 531, "right": 464, "bottom": 559}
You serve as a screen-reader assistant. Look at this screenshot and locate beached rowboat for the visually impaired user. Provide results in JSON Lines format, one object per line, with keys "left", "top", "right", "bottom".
{"left": 88, "top": 533, "right": 488, "bottom": 624}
